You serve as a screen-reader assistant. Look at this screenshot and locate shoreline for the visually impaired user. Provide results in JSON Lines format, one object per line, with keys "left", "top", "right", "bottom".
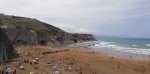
{"left": 65, "top": 42, "right": 150, "bottom": 61}
{"left": 89, "top": 46, "right": 150, "bottom": 61}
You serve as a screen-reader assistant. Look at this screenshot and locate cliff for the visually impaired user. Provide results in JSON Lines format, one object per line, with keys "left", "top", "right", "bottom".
{"left": 1, "top": 28, "right": 96, "bottom": 45}
{"left": 0, "top": 29, "right": 18, "bottom": 62}
{"left": 0, "top": 13, "right": 97, "bottom": 62}
{"left": 0, "top": 13, "right": 97, "bottom": 45}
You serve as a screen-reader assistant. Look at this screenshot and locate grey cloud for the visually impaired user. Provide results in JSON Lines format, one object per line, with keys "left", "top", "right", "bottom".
{"left": 0, "top": 0, "right": 150, "bottom": 38}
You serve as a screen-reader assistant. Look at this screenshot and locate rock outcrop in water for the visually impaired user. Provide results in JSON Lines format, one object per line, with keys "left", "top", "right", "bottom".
{"left": 0, "top": 29, "right": 18, "bottom": 62}
{"left": 2, "top": 28, "right": 97, "bottom": 45}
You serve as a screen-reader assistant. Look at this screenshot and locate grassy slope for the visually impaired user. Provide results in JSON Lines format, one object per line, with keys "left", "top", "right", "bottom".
{"left": 0, "top": 13, "right": 63, "bottom": 32}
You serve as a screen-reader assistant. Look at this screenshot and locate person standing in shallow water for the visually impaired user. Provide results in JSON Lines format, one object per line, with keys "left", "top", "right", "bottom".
{"left": 130, "top": 55, "right": 132, "bottom": 59}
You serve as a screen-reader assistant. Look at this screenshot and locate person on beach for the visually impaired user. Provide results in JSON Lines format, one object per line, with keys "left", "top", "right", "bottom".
{"left": 78, "top": 70, "right": 82, "bottom": 74}
{"left": 130, "top": 55, "right": 132, "bottom": 59}
{"left": 59, "top": 58, "right": 62, "bottom": 61}
{"left": 1, "top": 68, "right": 5, "bottom": 74}
{"left": 1, "top": 71, "right": 3, "bottom": 74}
{"left": 91, "top": 72, "right": 97, "bottom": 74}
{"left": 34, "top": 66, "right": 38, "bottom": 69}
{"left": 30, "top": 61, "right": 32, "bottom": 65}
{"left": 13, "top": 69, "right": 16, "bottom": 74}
{"left": 40, "top": 55, "right": 43, "bottom": 59}
{"left": 143, "top": 55, "right": 145, "bottom": 58}
{"left": 118, "top": 65, "right": 120, "bottom": 69}
{"left": 79, "top": 67, "right": 82, "bottom": 70}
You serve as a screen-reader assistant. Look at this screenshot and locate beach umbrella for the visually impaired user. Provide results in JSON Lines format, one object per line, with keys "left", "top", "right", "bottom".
{"left": 54, "top": 71, "right": 60, "bottom": 74}
{"left": 68, "top": 67, "right": 72, "bottom": 70}
{"left": 20, "top": 66, "right": 24, "bottom": 69}
{"left": 30, "top": 71, "right": 34, "bottom": 74}
{"left": 33, "top": 59, "right": 35, "bottom": 61}
{"left": 53, "top": 66, "right": 57, "bottom": 69}
{"left": 33, "top": 59, "right": 38, "bottom": 64}
{"left": 7, "top": 69, "right": 13, "bottom": 73}
{"left": 35, "top": 58, "right": 39, "bottom": 61}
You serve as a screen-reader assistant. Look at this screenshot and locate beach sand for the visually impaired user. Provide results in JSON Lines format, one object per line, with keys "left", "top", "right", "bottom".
{"left": 1, "top": 46, "right": 150, "bottom": 74}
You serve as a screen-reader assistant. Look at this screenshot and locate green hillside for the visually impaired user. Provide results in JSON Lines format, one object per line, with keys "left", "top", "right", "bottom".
{"left": 0, "top": 13, "right": 63, "bottom": 32}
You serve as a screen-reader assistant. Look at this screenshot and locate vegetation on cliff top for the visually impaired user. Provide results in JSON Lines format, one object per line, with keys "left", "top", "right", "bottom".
{"left": 0, "top": 13, "right": 63, "bottom": 32}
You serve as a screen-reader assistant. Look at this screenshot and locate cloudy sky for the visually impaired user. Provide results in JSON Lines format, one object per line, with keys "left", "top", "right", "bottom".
{"left": 0, "top": 0, "right": 150, "bottom": 38}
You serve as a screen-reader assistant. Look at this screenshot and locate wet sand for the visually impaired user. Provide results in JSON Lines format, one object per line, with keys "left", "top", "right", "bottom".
{"left": 1, "top": 46, "right": 150, "bottom": 74}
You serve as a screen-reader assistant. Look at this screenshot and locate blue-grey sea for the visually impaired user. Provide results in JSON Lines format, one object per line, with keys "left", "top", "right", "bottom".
{"left": 66, "top": 38, "right": 150, "bottom": 60}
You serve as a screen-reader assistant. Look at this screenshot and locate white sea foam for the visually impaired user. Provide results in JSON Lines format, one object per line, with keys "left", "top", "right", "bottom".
{"left": 83, "top": 42, "right": 87, "bottom": 43}
{"left": 93, "top": 41, "right": 150, "bottom": 55}
{"left": 146, "top": 44, "right": 150, "bottom": 46}
{"left": 133, "top": 45, "right": 138, "bottom": 47}
{"left": 69, "top": 41, "right": 150, "bottom": 55}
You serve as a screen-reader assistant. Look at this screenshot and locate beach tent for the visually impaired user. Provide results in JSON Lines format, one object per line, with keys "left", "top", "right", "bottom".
{"left": 53, "top": 71, "right": 60, "bottom": 74}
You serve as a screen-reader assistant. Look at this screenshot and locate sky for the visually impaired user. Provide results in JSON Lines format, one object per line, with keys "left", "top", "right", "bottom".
{"left": 0, "top": 0, "right": 150, "bottom": 38}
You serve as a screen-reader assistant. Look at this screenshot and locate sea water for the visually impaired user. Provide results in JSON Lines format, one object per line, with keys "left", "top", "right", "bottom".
{"left": 66, "top": 38, "right": 150, "bottom": 60}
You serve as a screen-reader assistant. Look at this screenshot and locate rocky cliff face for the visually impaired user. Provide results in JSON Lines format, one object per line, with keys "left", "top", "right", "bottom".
{"left": 55, "top": 32, "right": 75, "bottom": 44}
{"left": 2, "top": 28, "right": 97, "bottom": 45}
{"left": 37, "top": 30, "right": 58, "bottom": 45}
{"left": 4, "top": 28, "right": 38, "bottom": 45}
{"left": 72, "top": 34, "right": 97, "bottom": 43}
{"left": 0, "top": 29, "right": 18, "bottom": 62}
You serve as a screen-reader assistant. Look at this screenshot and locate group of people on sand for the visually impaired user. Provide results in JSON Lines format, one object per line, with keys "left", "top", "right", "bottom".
{"left": 0, "top": 65, "right": 16, "bottom": 74}
{"left": 1, "top": 46, "right": 98, "bottom": 74}
{"left": 0, "top": 60, "right": 29, "bottom": 74}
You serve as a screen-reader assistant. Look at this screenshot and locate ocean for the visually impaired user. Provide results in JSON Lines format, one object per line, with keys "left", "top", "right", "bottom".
{"left": 66, "top": 38, "right": 150, "bottom": 59}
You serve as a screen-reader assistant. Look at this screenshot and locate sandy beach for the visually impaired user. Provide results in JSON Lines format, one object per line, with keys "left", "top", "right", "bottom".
{"left": 1, "top": 46, "right": 150, "bottom": 74}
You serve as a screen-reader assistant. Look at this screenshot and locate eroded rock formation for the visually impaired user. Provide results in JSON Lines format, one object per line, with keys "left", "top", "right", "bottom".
{"left": 0, "top": 29, "right": 18, "bottom": 62}
{"left": 2, "top": 28, "right": 97, "bottom": 45}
